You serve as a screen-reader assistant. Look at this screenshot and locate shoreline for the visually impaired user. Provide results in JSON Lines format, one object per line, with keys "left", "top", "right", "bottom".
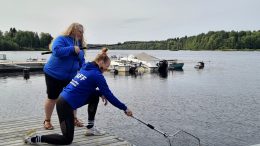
{"left": 1, "top": 49, "right": 260, "bottom": 52}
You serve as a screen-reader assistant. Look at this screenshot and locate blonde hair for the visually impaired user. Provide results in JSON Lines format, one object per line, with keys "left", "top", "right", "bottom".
{"left": 94, "top": 48, "right": 110, "bottom": 63}
{"left": 49, "top": 22, "right": 87, "bottom": 51}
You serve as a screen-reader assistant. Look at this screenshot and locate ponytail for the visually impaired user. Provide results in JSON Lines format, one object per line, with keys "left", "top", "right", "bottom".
{"left": 101, "top": 47, "right": 108, "bottom": 55}
{"left": 94, "top": 47, "right": 110, "bottom": 63}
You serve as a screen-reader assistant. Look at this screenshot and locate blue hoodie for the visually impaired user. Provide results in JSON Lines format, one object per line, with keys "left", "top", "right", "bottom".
{"left": 43, "top": 35, "right": 85, "bottom": 81}
{"left": 60, "top": 62, "right": 127, "bottom": 111}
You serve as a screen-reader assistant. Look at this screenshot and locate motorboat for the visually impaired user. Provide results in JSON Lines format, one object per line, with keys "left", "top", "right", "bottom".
{"left": 194, "top": 61, "right": 204, "bottom": 69}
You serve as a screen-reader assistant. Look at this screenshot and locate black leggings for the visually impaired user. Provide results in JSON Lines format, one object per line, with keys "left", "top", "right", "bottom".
{"left": 41, "top": 95, "right": 99, "bottom": 145}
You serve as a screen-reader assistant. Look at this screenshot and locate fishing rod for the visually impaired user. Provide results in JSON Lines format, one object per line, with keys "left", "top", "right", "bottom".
{"left": 41, "top": 46, "right": 102, "bottom": 55}
{"left": 132, "top": 116, "right": 168, "bottom": 137}
{"left": 132, "top": 116, "right": 201, "bottom": 146}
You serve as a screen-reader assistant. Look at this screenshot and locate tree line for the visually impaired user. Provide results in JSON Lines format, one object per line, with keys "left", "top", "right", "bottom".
{"left": 1, "top": 28, "right": 259, "bottom": 51}
{"left": 0, "top": 28, "right": 53, "bottom": 51}
{"left": 106, "top": 30, "right": 260, "bottom": 50}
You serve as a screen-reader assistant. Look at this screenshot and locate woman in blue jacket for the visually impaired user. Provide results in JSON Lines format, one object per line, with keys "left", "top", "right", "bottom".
{"left": 43, "top": 23, "right": 87, "bottom": 130}
{"left": 25, "top": 48, "right": 133, "bottom": 145}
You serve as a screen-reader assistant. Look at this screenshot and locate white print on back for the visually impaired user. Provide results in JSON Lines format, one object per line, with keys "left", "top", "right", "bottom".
{"left": 75, "top": 73, "right": 87, "bottom": 80}
{"left": 70, "top": 73, "right": 87, "bottom": 87}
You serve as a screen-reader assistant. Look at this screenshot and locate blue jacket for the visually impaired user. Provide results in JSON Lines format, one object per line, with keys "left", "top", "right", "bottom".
{"left": 43, "top": 35, "right": 85, "bottom": 81}
{"left": 60, "top": 62, "right": 127, "bottom": 111}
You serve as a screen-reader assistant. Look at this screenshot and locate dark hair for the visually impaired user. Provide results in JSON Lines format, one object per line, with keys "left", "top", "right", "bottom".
{"left": 94, "top": 48, "right": 110, "bottom": 63}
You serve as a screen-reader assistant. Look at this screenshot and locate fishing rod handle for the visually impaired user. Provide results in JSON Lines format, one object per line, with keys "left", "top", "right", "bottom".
{"left": 132, "top": 116, "right": 154, "bottom": 129}
{"left": 41, "top": 47, "right": 85, "bottom": 55}
{"left": 41, "top": 46, "right": 101, "bottom": 55}
{"left": 147, "top": 124, "right": 154, "bottom": 129}
{"left": 132, "top": 116, "right": 168, "bottom": 136}
{"left": 41, "top": 51, "right": 52, "bottom": 55}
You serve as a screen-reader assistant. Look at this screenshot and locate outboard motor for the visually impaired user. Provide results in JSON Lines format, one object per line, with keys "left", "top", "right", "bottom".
{"left": 129, "top": 64, "right": 137, "bottom": 75}
{"left": 199, "top": 62, "right": 204, "bottom": 69}
{"left": 113, "top": 69, "right": 118, "bottom": 75}
{"left": 195, "top": 61, "right": 205, "bottom": 69}
{"left": 158, "top": 60, "right": 168, "bottom": 73}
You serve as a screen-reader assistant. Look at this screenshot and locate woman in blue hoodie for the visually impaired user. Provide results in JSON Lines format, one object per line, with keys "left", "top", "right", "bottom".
{"left": 43, "top": 23, "right": 87, "bottom": 130}
{"left": 25, "top": 48, "right": 133, "bottom": 145}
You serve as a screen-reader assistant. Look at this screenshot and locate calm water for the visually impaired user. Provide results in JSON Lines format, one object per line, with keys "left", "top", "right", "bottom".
{"left": 0, "top": 50, "right": 260, "bottom": 146}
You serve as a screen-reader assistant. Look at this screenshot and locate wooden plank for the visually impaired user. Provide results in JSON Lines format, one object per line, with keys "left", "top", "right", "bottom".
{"left": 0, "top": 116, "right": 134, "bottom": 146}
{"left": 0, "top": 116, "right": 61, "bottom": 129}
{"left": 0, "top": 127, "right": 86, "bottom": 141}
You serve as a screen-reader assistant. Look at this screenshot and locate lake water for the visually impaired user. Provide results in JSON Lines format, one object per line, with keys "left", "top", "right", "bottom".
{"left": 0, "top": 50, "right": 260, "bottom": 146}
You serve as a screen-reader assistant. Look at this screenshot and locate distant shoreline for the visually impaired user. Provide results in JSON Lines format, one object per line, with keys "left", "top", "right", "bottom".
{"left": 1, "top": 49, "right": 260, "bottom": 51}
{"left": 1, "top": 29, "right": 259, "bottom": 51}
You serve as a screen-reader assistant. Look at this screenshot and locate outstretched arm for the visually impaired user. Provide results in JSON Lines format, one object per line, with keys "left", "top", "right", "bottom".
{"left": 95, "top": 74, "right": 127, "bottom": 111}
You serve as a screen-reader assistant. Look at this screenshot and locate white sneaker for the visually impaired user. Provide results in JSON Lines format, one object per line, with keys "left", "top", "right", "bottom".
{"left": 85, "top": 127, "right": 106, "bottom": 136}
{"left": 24, "top": 129, "right": 41, "bottom": 144}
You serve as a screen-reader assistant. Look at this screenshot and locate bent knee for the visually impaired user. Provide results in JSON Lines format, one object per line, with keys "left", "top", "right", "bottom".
{"left": 64, "top": 137, "right": 73, "bottom": 145}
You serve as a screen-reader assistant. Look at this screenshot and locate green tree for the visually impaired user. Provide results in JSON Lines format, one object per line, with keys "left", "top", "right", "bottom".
{"left": 39, "top": 32, "right": 53, "bottom": 48}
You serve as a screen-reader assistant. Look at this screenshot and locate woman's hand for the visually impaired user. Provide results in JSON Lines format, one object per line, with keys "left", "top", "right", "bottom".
{"left": 125, "top": 108, "right": 133, "bottom": 117}
{"left": 74, "top": 46, "right": 81, "bottom": 54}
{"left": 101, "top": 95, "right": 108, "bottom": 106}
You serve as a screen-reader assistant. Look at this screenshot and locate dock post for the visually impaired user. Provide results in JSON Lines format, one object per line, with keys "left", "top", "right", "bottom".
{"left": 23, "top": 68, "right": 30, "bottom": 80}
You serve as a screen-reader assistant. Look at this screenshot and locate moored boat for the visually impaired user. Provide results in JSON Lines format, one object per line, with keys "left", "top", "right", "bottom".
{"left": 194, "top": 61, "right": 204, "bottom": 69}
{"left": 168, "top": 62, "right": 184, "bottom": 70}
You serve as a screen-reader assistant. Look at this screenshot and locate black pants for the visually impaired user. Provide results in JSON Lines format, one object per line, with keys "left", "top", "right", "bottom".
{"left": 41, "top": 95, "right": 99, "bottom": 145}
{"left": 45, "top": 73, "right": 70, "bottom": 100}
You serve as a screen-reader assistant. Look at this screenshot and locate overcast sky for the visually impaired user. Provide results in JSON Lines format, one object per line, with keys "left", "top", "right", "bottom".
{"left": 1, "top": 0, "right": 259, "bottom": 44}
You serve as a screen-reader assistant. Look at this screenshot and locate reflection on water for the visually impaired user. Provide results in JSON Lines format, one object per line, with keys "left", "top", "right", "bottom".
{"left": 158, "top": 71, "right": 168, "bottom": 78}
{"left": 0, "top": 51, "right": 260, "bottom": 146}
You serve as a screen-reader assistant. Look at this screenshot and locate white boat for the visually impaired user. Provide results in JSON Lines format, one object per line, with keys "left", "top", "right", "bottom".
{"left": 119, "top": 54, "right": 139, "bottom": 63}
{"left": 117, "top": 53, "right": 159, "bottom": 72}
{"left": 109, "top": 60, "right": 131, "bottom": 72}
{"left": 134, "top": 52, "right": 160, "bottom": 72}
{"left": 0, "top": 54, "right": 7, "bottom": 60}
{"left": 117, "top": 64, "right": 130, "bottom": 72}
{"left": 109, "top": 52, "right": 180, "bottom": 73}
{"left": 194, "top": 61, "right": 204, "bottom": 69}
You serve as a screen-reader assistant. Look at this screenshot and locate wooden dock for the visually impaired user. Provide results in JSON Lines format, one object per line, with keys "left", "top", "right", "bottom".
{"left": 0, "top": 116, "right": 133, "bottom": 146}
{"left": 0, "top": 61, "right": 45, "bottom": 73}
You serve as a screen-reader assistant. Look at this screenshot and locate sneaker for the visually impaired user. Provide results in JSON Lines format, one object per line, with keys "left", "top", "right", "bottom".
{"left": 24, "top": 129, "right": 41, "bottom": 144}
{"left": 85, "top": 127, "right": 106, "bottom": 136}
